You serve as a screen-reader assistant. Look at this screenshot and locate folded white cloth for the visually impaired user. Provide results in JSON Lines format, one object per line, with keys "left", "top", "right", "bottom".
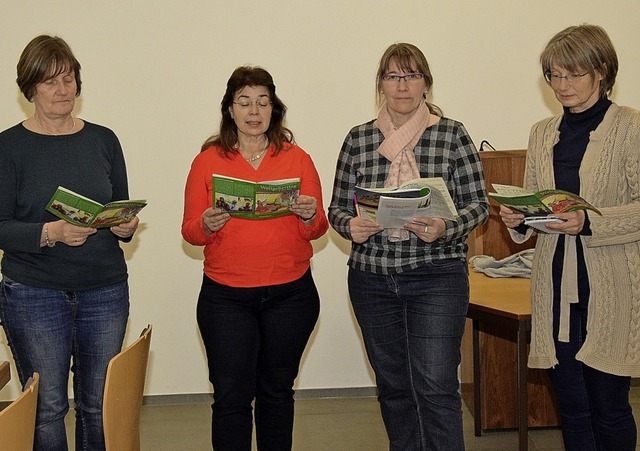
{"left": 469, "top": 249, "right": 535, "bottom": 278}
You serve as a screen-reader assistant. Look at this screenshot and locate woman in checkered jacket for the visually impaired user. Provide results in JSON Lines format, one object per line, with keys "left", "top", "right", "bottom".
{"left": 328, "top": 42, "right": 488, "bottom": 451}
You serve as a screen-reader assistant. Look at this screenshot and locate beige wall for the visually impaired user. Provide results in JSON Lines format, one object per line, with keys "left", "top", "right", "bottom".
{"left": 1, "top": 0, "right": 639, "bottom": 399}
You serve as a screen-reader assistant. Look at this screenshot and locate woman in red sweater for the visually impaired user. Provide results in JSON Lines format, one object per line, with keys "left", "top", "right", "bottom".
{"left": 181, "top": 66, "right": 328, "bottom": 451}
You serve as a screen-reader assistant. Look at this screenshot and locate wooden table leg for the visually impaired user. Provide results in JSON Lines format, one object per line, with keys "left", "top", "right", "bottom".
{"left": 472, "top": 318, "right": 482, "bottom": 437}
{"left": 517, "top": 322, "right": 528, "bottom": 451}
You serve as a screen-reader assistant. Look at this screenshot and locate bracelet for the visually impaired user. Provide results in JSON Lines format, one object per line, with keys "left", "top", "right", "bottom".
{"left": 44, "top": 223, "right": 55, "bottom": 247}
{"left": 304, "top": 211, "right": 317, "bottom": 222}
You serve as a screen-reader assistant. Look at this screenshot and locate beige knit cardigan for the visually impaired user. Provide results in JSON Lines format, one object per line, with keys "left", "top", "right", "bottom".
{"left": 509, "top": 103, "right": 640, "bottom": 377}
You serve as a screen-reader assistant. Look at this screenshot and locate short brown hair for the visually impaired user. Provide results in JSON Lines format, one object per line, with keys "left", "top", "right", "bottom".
{"left": 201, "top": 66, "right": 293, "bottom": 156}
{"left": 16, "top": 35, "right": 82, "bottom": 102}
{"left": 375, "top": 43, "right": 442, "bottom": 116}
{"left": 540, "top": 24, "right": 618, "bottom": 96}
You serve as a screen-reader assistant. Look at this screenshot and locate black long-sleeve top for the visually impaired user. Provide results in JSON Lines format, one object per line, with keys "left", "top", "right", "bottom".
{"left": 0, "top": 121, "right": 131, "bottom": 291}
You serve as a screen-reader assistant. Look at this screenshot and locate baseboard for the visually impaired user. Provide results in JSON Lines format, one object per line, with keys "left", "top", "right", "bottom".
{"left": 7, "top": 380, "right": 636, "bottom": 409}
{"left": 140, "top": 386, "right": 378, "bottom": 406}
{"left": 294, "top": 386, "right": 377, "bottom": 399}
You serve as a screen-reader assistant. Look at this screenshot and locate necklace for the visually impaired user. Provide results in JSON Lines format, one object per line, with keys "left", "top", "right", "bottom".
{"left": 33, "top": 114, "right": 76, "bottom": 136}
{"left": 245, "top": 148, "right": 267, "bottom": 162}
{"left": 241, "top": 137, "right": 269, "bottom": 162}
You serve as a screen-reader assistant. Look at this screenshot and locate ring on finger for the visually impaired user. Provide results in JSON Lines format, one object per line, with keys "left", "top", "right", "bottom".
{"left": 424, "top": 225, "right": 429, "bottom": 233}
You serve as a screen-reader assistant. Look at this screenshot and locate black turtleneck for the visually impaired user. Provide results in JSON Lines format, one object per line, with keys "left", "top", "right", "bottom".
{"left": 552, "top": 96, "right": 612, "bottom": 310}
{"left": 554, "top": 96, "right": 611, "bottom": 194}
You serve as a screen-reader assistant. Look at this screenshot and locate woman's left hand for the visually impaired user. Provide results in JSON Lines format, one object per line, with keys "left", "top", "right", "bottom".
{"left": 544, "top": 210, "right": 585, "bottom": 235}
{"left": 405, "top": 217, "right": 446, "bottom": 243}
{"left": 290, "top": 195, "right": 317, "bottom": 221}
{"left": 110, "top": 216, "right": 140, "bottom": 239}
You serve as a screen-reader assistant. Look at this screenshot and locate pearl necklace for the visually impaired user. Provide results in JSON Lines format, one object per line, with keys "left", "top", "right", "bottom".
{"left": 33, "top": 114, "right": 76, "bottom": 136}
{"left": 239, "top": 137, "right": 269, "bottom": 162}
{"left": 245, "top": 148, "right": 267, "bottom": 162}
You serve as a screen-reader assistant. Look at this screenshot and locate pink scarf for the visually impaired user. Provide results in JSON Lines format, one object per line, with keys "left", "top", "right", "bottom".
{"left": 374, "top": 101, "right": 430, "bottom": 241}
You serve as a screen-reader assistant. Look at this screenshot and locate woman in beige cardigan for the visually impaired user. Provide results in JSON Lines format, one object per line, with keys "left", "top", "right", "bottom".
{"left": 500, "top": 24, "right": 640, "bottom": 451}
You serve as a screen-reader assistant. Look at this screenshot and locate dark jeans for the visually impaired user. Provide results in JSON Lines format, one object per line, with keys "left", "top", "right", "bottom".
{"left": 549, "top": 302, "right": 637, "bottom": 451}
{"left": 196, "top": 268, "right": 319, "bottom": 451}
{"left": 0, "top": 277, "right": 129, "bottom": 451}
{"left": 348, "top": 259, "right": 468, "bottom": 451}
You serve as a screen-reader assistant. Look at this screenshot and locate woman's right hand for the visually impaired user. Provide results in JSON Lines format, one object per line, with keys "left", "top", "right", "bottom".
{"left": 349, "top": 216, "right": 384, "bottom": 243}
{"left": 202, "top": 207, "right": 230, "bottom": 235}
{"left": 45, "top": 220, "right": 97, "bottom": 247}
{"left": 498, "top": 205, "right": 525, "bottom": 229}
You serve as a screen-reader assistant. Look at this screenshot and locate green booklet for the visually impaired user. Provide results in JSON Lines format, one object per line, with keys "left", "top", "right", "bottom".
{"left": 45, "top": 186, "right": 147, "bottom": 228}
{"left": 488, "top": 184, "right": 601, "bottom": 221}
{"left": 212, "top": 174, "right": 300, "bottom": 219}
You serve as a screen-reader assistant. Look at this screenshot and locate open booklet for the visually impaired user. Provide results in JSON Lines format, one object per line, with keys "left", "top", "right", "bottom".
{"left": 212, "top": 174, "right": 300, "bottom": 219}
{"left": 488, "top": 184, "right": 601, "bottom": 233}
{"left": 45, "top": 186, "right": 147, "bottom": 228}
{"left": 354, "top": 177, "right": 458, "bottom": 229}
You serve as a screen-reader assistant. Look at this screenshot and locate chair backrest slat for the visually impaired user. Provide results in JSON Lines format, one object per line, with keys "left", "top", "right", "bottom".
{"left": 103, "top": 325, "right": 152, "bottom": 451}
{"left": 0, "top": 370, "right": 39, "bottom": 451}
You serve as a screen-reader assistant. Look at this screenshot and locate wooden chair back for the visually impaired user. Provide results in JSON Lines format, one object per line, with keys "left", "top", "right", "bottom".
{"left": 103, "top": 325, "right": 152, "bottom": 451}
{"left": 0, "top": 366, "right": 39, "bottom": 451}
{"left": 0, "top": 361, "right": 10, "bottom": 389}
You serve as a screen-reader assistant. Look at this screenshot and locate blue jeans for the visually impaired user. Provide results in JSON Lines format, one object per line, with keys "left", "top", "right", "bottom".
{"left": 549, "top": 302, "right": 637, "bottom": 451}
{"left": 0, "top": 277, "right": 129, "bottom": 451}
{"left": 196, "top": 268, "right": 319, "bottom": 451}
{"left": 348, "top": 259, "right": 469, "bottom": 451}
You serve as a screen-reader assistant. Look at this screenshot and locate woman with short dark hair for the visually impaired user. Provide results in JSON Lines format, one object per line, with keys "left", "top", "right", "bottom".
{"left": 0, "top": 35, "right": 140, "bottom": 451}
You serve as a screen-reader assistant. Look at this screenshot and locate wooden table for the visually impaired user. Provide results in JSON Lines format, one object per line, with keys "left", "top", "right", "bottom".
{"left": 466, "top": 269, "right": 559, "bottom": 451}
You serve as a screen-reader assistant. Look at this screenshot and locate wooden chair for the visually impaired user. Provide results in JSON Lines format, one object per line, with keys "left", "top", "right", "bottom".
{"left": 0, "top": 360, "right": 10, "bottom": 389}
{"left": 0, "top": 361, "right": 39, "bottom": 451}
{"left": 103, "top": 325, "right": 152, "bottom": 451}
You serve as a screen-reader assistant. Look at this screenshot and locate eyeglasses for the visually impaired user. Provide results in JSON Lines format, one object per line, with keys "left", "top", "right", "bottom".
{"left": 544, "top": 71, "right": 590, "bottom": 85}
{"left": 233, "top": 98, "right": 272, "bottom": 109}
{"left": 381, "top": 73, "right": 426, "bottom": 83}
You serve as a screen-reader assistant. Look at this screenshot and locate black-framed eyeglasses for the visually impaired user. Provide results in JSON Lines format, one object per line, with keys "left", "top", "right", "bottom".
{"left": 232, "top": 98, "right": 272, "bottom": 109}
{"left": 381, "top": 73, "right": 426, "bottom": 83}
{"left": 544, "top": 71, "right": 590, "bottom": 84}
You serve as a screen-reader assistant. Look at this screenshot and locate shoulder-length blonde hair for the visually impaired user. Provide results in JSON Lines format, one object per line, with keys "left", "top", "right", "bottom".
{"left": 540, "top": 24, "right": 618, "bottom": 97}
{"left": 375, "top": 42, "right": 442, "bottom": 116}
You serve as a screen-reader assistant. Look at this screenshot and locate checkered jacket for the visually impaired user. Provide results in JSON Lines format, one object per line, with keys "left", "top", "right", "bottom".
{"left": 328, "top": 117, "right": 489, "bottom": 274}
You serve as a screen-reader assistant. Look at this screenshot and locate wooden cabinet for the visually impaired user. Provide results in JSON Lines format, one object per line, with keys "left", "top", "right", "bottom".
{"left": 468, "top": 149, "right": 535, "bottom": 260}
{"left": 461, "top": 318, "right": 560, "bottom": 430}
{"left": 462, "top": 149, "right": 560, "bottom": 430}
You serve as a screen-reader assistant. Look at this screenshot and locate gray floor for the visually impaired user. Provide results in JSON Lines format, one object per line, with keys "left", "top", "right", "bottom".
{"left": 64, "top": 386, "right": 640, "bottom": 450}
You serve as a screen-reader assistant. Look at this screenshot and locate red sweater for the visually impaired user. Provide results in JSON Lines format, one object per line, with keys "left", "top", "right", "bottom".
{"left": 182, "top": 142, "right": 328, "bottom": 287}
